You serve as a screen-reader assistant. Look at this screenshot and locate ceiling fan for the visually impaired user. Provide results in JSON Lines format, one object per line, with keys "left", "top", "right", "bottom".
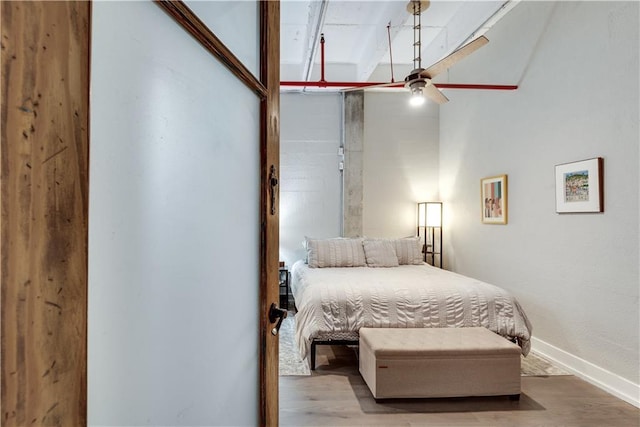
{"left": 345, "top": 0, "right": 489, "bottom": 106}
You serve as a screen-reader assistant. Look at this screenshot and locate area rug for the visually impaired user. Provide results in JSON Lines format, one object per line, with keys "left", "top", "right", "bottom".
{"left": 279, "top": 311, "right": 312, "bottom": 376}
{"left": 279, "top": 313, "right": 570, "bottom": 377}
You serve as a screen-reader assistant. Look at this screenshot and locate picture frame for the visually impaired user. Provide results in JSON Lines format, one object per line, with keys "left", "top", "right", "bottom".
{"left": 555, "top": 157, "right": 604, "bottom": 213}
{"left": 481, "top": 175, "right": 508, "bottom": 224}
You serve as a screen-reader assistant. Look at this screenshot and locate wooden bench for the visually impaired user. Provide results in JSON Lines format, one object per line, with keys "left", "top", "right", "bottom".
{"left": 359, "top": 327, "right": 521, "bottom": 400}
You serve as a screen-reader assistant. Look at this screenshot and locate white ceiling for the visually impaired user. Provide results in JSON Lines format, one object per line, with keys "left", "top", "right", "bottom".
{"left": 280, "top": 0, "right": 516, "bottom": 91}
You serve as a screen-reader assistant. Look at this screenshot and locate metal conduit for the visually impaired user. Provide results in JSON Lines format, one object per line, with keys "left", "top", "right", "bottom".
{"left": 302, "top": 0, "right": 329, "bottom": 85}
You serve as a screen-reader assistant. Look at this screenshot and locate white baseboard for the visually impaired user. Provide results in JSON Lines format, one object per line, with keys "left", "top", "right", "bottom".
{"left": 530, "top": 337, "right": 639, "bottom": 408}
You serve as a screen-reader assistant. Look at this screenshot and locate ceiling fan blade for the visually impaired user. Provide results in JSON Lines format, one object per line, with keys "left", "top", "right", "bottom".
{"left": 420, "top": 36, "right": 489, "bottom": 79}
{"left": 341, "top": 81, "right": 403, "bottom": 92}
{"left": 424, "top": 82, "right": 449, "bottom": 104}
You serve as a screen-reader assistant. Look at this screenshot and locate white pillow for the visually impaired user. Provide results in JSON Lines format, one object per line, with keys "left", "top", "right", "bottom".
{"left": 306, "top": 237, "right": 366, "bottom": 268}
{"left": 392, "top": 237, "right": 424, "bottom": 265}
{"left": 363, "top": 239, "right": 399, "bottom": 267}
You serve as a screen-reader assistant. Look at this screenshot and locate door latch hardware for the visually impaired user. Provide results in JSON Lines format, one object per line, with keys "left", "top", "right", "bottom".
{"left": 269, "top": 302, "right": 287, "bottom": 336}
{"left": 269, "top": 165, "right": 278, "bottom": 216}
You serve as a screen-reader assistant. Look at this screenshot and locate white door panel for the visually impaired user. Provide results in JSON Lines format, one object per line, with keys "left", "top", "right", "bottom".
{"left": 89, "top": 1, "right": 260, "bottom": 425}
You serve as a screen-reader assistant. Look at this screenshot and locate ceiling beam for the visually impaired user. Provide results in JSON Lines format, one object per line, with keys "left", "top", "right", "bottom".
{"left": 355, "top": 2, "right": 411, "bottom": 82}
{"left": 457, "top": 0, "right": 520, "bottom": 47}
{"left": 302, "top": 0, "right": 329, "bottom": 82}
{"left": 421, "top": 1, "right": 510, "bottom": 72}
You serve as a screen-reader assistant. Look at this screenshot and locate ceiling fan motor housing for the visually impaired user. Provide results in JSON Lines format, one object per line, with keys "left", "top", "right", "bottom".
{"left": 405, "top": 68, "right": 428, "bottom": 89}
{"left": 407, "top": 0, "right": 430, "bottom": 15}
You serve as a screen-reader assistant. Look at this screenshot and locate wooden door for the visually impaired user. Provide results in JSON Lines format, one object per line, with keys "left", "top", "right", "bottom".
{"left": 1, "top": 2, "right": 90, "bottom": 425}
{"left": 1, "top": 0, "right": 280, "bottom": 425}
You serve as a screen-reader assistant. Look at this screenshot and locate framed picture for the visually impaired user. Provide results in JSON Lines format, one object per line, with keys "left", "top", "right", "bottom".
{"left": 555, "top": 157, "right": 604, "bottom": 213}
{"left": 481, "top": 175, "right": 508, "bottom": 224}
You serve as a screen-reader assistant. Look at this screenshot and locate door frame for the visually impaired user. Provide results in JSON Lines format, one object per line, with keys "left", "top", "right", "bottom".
{"left": 1, "top": 2, "right": 91, "bottom": 424}
{"left": 1, "top": 1, "right": 280, "bottom": 425}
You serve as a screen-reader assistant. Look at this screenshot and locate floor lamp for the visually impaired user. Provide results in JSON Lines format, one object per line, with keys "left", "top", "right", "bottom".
{"left": 417, "top": 202, "right": 443, "bottom": 268}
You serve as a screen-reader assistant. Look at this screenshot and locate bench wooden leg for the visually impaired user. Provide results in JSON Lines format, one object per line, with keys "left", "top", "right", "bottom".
{"left": 310, "top": 341, "right": 316, "bottom": 370}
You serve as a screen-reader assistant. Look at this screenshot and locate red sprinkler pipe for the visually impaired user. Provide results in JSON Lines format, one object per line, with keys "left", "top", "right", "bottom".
{"left": 279, "top": 80, "right": 518, "bottom": 90}
{"left": 283, "top": 32, "right": 517, "bottom": 91}
{"left": 434, "top": 83, "right": 518, "bottom": 90}
{"left": 320, "top": 33, "right": 326, "bottom": 84}
{"left": 279, "top": 81, "right": 396, "bottom": 88}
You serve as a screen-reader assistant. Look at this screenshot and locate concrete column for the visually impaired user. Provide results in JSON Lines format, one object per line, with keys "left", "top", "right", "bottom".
{"left": 343, "top": 91, "right": 364, "bottom": 237}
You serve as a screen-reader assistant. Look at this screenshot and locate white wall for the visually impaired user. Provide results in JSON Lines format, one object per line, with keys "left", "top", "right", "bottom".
{"left": 279, "top": 91, "right": 439, "bottom": 263}
{"left": 279, "top": 93, "right": 342, "bottom": 267}
{"left": 363, "top": 92, "right": 440, "bottom": 238}
{"left": 440, "top": 0, "right": 639, "bottom": 397}
{"left": 89, "top": 2, "right": 260, "bottom": 425}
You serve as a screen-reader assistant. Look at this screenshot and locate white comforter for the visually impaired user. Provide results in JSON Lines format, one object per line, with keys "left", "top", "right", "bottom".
{"left": 291, "top": 260, "right": 532, "bottom": 360}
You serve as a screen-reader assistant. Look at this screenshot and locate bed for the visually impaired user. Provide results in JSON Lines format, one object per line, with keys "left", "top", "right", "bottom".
{"left": 291, "top": 237, "right": 532, "bottom": 369}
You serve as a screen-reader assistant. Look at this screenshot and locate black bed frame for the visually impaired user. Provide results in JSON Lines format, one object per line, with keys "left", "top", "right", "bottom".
{"left": 308, "top": 335, "right": 520, "bottom": 370}
{"left": 310, "top": 339, "right": 359, "bottom": 370}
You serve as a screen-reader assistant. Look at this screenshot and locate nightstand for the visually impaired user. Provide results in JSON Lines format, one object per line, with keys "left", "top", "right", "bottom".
{"left": 279, "top": 266, "right": 290, "bottom": 310}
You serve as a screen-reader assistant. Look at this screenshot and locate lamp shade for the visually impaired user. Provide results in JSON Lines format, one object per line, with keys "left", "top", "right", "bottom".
{"left": 418, "top": 203, "right": 426, "bottom": 227}
{"left": 418, "top": 201, "right": 442, "bottom": 228}
{"left": 417, "top": 201, "right": 443, "bottom": 268}
{"left": 426, "top": 202, "right": 442, "bottom": 227}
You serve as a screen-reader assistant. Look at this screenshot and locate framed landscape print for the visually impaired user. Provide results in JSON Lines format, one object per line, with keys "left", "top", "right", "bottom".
{"left": 555, "top": 157, "right": 604, "bottom": 213}
{"left": 481, "top": 175, "right": 508, "bottom": 224}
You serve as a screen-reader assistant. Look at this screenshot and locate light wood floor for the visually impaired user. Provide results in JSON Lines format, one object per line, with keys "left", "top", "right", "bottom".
{"left": 280, "top": 345, "right": 640, "bottom": 426}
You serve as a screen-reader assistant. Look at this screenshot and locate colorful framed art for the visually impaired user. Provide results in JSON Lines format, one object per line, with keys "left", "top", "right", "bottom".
{"left": 481, "top": 175, "right": 508, "bottom": 224}
{"left": 555, "top": 157, "right": 604, "bottom": 213}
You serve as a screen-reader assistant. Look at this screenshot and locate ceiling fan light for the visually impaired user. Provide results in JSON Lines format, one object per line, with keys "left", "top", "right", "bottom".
{"left": 410, "top": 87, "right": 426, "bottom": 107}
